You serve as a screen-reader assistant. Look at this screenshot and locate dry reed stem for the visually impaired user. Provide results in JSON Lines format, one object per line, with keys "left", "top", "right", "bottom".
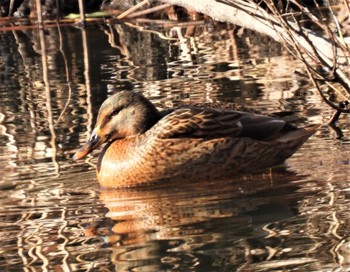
{"left": 126, "top": 3, "right": 172, "bottom": 18}
{"left": 117, "top": 0, "right": 150, "bottom": 19}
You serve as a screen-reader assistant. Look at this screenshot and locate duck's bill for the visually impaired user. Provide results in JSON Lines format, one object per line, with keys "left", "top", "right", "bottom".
{"left": 73, "top": 132, "right": 102, "bottom": 160}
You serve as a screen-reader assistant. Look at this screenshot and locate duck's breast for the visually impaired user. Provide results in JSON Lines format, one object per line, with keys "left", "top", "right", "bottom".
{"left": 96, "top": 136, "right": 205, "bottom": 187}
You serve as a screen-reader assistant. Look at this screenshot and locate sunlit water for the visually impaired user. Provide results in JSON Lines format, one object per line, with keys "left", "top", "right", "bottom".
{"left": 1, "top": 22, "right": 350, "bottom": 271}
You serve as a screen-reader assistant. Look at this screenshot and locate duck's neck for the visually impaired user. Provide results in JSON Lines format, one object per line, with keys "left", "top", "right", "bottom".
{"left": 134, "top": 102, "right": 162, "bottom": 134}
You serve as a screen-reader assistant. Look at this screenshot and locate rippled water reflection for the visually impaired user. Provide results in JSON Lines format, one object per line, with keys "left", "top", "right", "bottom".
{"left": 1, "top": 22, "right": 350, "bottom": 271}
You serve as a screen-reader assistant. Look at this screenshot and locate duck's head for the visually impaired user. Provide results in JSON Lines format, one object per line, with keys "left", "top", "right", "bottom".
{"left": 73, "top": 91, "right": 160, "bottom": 160}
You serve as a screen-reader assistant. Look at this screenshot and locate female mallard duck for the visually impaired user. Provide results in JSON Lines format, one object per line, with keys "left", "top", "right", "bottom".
{"left": 73, "top": 91, "right": 318, "bottom": 188}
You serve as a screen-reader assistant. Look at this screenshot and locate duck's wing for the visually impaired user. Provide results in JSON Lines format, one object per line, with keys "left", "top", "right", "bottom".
{"left": 179, "top": 101, "right": 259, "bottom": 113}
{"left": 150, "top": 107, "right": 289, "bottom": 140}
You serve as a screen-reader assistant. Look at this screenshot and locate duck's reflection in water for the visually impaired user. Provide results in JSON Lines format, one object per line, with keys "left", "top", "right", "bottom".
{"left": 87, "top": 168, "right": 317, "bottom": 271}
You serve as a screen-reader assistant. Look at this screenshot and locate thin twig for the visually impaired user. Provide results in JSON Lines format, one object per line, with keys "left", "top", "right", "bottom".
{"left": 78, "top": 0, "right": 86, "bottom": 22}
{"left": 133, "top": 18, "right": 204, "bottom": 27}
{"left": 127, "top": 3, "right": 172, "bottom": 18}
{"left": 35, "top": 0, "right": 43, "bottom": 26}
{"left": 9, "top": 0, "right": 14, "bottom": 16}
{"left": 117, "top": 0, "right": 149, "bottom": 19}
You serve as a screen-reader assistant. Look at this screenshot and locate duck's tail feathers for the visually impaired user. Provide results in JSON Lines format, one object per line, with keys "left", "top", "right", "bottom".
{"left": 278, "top": 124, "right": 320, "bottom": 143}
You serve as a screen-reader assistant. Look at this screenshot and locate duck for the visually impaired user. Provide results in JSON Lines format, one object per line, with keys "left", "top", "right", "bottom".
{"left": 73, "top": 91, "right": 318, "bottom": 188}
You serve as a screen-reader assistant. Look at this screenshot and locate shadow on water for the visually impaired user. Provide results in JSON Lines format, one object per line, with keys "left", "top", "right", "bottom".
{"left": 0, "top": 20, "right": 350, "bottom": 271}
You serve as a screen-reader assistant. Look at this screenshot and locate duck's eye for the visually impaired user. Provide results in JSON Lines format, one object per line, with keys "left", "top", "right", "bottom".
{"left": 110, "top": 107, "right": 122, "bottom": 117}
{"left": 105, "top": 133, "right": 112, "bottom": 141}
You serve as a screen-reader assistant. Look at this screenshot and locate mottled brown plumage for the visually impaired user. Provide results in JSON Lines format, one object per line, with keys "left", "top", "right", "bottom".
{"left": 73, "top": 91, "right": 318, "bottom": 188}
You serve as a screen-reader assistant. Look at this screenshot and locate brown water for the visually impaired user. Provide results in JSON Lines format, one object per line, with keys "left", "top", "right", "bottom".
{"left": 1, "top": 22, "right": 350, "bottom": 271}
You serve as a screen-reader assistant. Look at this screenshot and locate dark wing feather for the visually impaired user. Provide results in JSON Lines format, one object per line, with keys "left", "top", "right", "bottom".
{"left": 150, "top": 107, "right": 289, "bottom": 140}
